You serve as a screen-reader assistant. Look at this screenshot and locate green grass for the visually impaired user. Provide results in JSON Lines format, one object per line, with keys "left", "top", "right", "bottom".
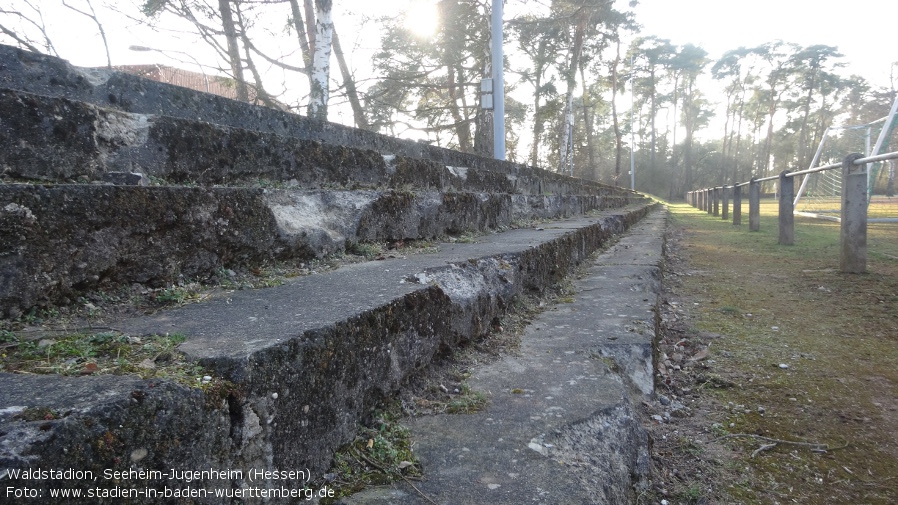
{"left": 0, "top": 331, "right": 230, "bottom": 393}
{"left": 321, "top": 404, "right": 422, "bottom": 503}
{"left": 445, "top": 383, "right": 488, "bottom": 414}
{"left": 668, "top": 200, "right": 898, "bottom": 504}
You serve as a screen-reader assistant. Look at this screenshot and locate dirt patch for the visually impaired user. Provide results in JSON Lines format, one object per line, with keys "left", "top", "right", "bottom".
{"left": 642, "top": 204, "right": 898, "bottom": 504}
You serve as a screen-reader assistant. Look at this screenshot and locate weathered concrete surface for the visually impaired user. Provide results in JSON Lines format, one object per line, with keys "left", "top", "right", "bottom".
{"left": 0, "top": 44, "right": 631, "bottom": 198}
{"left": 0, "top": 183, "right": 637, "bottom": 318}
{"left": 0, "top": 374, "right": 234, "bottom": 487}
{"left": 0, "top": 204, "right": 657, "bottom": 504}
{"left": 340, "top": 208, "right": 666, "bottom": 505}
{"left": 0, "top": 87, "right": 635, "bottom": 201}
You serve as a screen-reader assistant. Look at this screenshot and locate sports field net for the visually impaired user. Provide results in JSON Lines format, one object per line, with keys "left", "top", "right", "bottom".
{"left": 796, "top": 112, "right": 898, "bottom": 223}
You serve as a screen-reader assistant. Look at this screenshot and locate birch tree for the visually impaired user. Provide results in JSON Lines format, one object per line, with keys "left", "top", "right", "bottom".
{"left": 307, "top": 0, "right": 333, "bottom": 120}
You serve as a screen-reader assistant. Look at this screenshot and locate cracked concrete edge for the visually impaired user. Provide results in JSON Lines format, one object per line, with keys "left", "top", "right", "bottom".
{"left": 1, "top": 87, "right": 631, "bottom": 199}
{"left": 0, "top": 204, "right": 660, "bottom": 504}
{"left": 0, "top": 45, "right": 632, "bottom": 200}
{"left": 339, "top": 207, "right": 667, "bottom": 505}
{"left": 0, "top": 182, "right": 643, "bottom": 318}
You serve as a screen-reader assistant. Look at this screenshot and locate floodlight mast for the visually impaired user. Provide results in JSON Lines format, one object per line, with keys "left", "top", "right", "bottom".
{"left": 491, "top": 0, "right": 505, "bottom": 161}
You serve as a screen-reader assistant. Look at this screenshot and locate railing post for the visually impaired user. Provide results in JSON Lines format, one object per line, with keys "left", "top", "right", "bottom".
{"left": 841, "top": 153, "right": 867, "bottom": 273}
{"left": 778, "top": 171, "right": 794, "bottom": 245}
{"left": 733, "top": 184, "right": 742, "bottom": 225}
{"left": 706, "top": 189, "right": 713, "bottom": 215}
{"left": 722, "top": 186, "right": 729, "bottom": 221}
{"left": 698, "top": 189, "right": 705, "bottom": 211}
{"left": 713, "top": 187, "right": 720, "bottom": 216}
{"left": 749, "top": 177, "right": 760, "bottom": 231}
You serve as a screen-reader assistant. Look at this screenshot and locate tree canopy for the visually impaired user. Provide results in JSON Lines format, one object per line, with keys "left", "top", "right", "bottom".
{"left": 1, "top": 0, "right": 896, "bottom": 197}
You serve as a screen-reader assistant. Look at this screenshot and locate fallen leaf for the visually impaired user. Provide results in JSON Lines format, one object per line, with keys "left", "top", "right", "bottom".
{"left": 689, "top": 347, "right": 710, "bottom": 362}
{"left": 137, "top": 359, "right": 156, "bottom": 370}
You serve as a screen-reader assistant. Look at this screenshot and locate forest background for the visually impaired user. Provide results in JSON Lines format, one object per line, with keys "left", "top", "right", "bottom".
{"left": 2, "top": 0, "right": 897, "bottom": 200}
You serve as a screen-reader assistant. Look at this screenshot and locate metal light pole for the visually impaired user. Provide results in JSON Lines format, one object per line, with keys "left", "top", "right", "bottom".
{"left": 129, "top": 45, "right": 210, "bottom": 92}
{"left": 629, "top": 55, "right": 635, "bottom": 190}
{"left": 491, "top": 0, "right": 505, "bottom": 161}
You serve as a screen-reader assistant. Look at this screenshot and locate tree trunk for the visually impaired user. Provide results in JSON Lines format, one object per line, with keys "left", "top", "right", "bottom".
{"left": 235, "top": 4, "right": 273, "bottom": 106}
{"left": 580, "top": 62, "right": 596, "bottom": 181}
{"left": 670, "top": 74, "right": 679, "bottom": 196}
{"left": 474, "top": 42, "right": 493, "bottom": 157}
{"left": 530, "top": 39, "right": 547, "bottom": 167}
{"left": 332, "top": 29, "right": 369, "bottom": 129}
{"left": 307, "top": 0, "right": 333, "bottom": 120}
{"left": 649, "top": 66, "right": 656, "bottom": 172}
{"left": 683, "top": 80, "right": 696, "bottom": 191}
{"left": 218, "top": 0, "right": 248, "bottom": 101}
{"left": 733, "top": 84, "right": 746, "bottom": 182}
{"left": 446, "top": 64, "right": 472, "bottom": 151}
{"left": 560, "top": 19, "right": 585, "bottom": 174}
{"left": 303, "top": 0, "right": 317, "bottom": 53}
{"left": 763, "top": 85, "right": 779, "bottom": 174}
{"left": 611, "top": 40, "right": 622, "bottom": 183}
{"left": 797, "top": 72, "right": 816, "bottom": 169}
{"left": 288, "top": 0, "right": 313, "bottom": 72}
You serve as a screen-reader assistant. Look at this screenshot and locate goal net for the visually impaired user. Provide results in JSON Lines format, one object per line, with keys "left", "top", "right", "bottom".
{"left": 795, "top": 100, "right": 898, "bottom": 223}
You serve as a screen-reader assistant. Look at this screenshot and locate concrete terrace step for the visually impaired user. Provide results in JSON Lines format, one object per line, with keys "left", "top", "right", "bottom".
{"left": 0, "top": 43, "right": 646, "bottom": 319}
{"left": 0, "top": 183, "right": 637, "bottom": 318}
{"left": 0, "top": 44, "right": 630, "bottom": 199}
{"left": 0, "top": 204, "right": 659, "bottom": 504}
{"left": 0, "top": 87, "right": 585, "bottom": 196}
{"left": 340, "top": 208, "right": 666, "bottom": 505}
{"left": 1, "top": 43, "right": 660, "bottom": 504}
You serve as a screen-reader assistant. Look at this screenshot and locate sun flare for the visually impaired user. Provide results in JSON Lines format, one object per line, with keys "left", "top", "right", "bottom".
{"left": 403, "top": 2, "right": 439, "bottom": 38}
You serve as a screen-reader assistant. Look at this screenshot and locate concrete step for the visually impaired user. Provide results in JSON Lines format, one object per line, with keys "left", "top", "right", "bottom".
{"left": 0, "top": 86, "right": 633, "bottom": 201}
{"left": 339, "top": 209, "right": 666, "bottom": 505}
{"left": 0, "top": 183, "right": 638, "bottom": 318}
{"left": 0, "top": 43, "right": 647, "bottom": 320}
{"left": 0, "top": 203, "right": 659, "bottom": 504}
{"left": 0, "top": 44, "right": 631, "bottom": 200}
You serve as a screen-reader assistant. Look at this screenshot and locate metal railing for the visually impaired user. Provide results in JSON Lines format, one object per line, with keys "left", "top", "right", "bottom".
{"left": 685, "top": 152, "right": 898, "bottom": 273}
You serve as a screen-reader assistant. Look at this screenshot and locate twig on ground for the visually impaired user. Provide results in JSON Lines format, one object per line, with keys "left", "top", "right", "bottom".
{"left": 401, "top": 475, "right": 438, "bottom": 505}
{"left": 714, "top": 433, "right": 848, "bottom": 453}
{"left": 356, "top": 450, "right": 436, "bottom": 505}
{"left": 751, "top": 443, "right": 777, "bottom": 458}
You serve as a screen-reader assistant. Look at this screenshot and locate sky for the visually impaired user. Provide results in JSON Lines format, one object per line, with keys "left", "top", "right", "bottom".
{"left": 3, "top": 0, "right": 896, "bottom": 134}
{"left": 632, "top": 0, "right": 898, "bottom": 90}
{"left": 20, "top": 0, "right": 897, "bottom": 87}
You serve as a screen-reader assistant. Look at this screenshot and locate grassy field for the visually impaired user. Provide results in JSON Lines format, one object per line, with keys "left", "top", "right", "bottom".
{"left": 660, "top": 199, "right": 898, "bottom": 504}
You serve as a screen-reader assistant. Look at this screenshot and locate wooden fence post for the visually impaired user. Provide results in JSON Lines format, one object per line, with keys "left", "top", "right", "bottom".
{"left": 841, "top": 153, "right": 867, "bottom": 273}
{"left": 722, "top": 186, "right": 729, "bottom": 221}
{"left": 713, "top": 187, "right": 720, "bottom": 216}
{"left": 749, "top": 177, "right": 760, "bottom": 232}
{"left": 706, "top": 189, "right": 713, "bottom": 215}
{"left": 733, "top": 184, "right": 742, "bottom": 225}
{"left": 778, "top": 171, "right": 794, "bottom": 245}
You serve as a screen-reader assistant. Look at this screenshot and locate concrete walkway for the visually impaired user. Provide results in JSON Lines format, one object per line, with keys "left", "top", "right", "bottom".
{"left": 341, "top": 209, "right": 666, "bottom": 505}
